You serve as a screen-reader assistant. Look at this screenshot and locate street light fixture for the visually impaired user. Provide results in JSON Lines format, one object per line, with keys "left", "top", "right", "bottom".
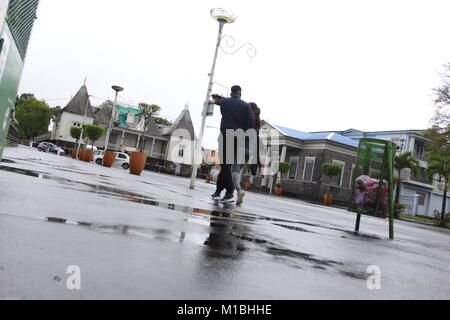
{"left": 189, "top": 8, "right": 236, "bottom": 189}
{"left": 103, "top": 85, "right": 124, "bottom": 151}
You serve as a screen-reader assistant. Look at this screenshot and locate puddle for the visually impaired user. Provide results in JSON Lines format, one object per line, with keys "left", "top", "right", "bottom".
{"left": 0, "top": 164, "right": 236, "bottom": 219}
{"left": 341, "top": 230, "right": 382, "bottom": 240}
{"left": 44, "top": 215, "right": 206, "bottom": 244}
{"left": 1, "top": 159, "right": 15, "bottom": 163}
{"left": 0, "top": 165, "right": 46, "bottom": 176}
{"left": 339, "top": 270, "right": 367, "bottom": 280}
{"left": 266, "top": 246, "right": 341, "bottom": 267}
{"left": 1, "top": 163, "right": 380, "bottom": 246}
{"left": 273, "top": 223, "right": 314, "bottom": 233}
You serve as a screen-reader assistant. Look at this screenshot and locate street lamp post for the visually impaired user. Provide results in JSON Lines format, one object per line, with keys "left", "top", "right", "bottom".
{"left": 103, "top": 85, "right": 124, "bottom": 151}
{"left": 189, "top": 8, "right": 236, "bottom": 189}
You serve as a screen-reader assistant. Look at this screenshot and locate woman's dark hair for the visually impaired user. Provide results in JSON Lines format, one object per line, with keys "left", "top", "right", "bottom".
{"left": 249, "top": 102, "right": 261, "bottom": 129}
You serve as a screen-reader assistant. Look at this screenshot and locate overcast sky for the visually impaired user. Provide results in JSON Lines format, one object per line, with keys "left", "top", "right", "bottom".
{"left": 18, "top": 0, "right": 450, "bottom": 149}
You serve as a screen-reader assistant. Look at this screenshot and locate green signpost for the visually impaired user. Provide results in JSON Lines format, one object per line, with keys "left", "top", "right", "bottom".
{"left": 348, "top": 138, "right": 396, "bottom": 239}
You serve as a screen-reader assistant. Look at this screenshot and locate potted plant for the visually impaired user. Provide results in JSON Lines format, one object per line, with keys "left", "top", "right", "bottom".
{"left": 321, "top": 163, "right": 342, "bottom": 205}
{"left": 79, "top": 146, "right": 86, "bottom": 161}
{"left": 103, "top": 150, "right": 117, "bottom": 167}
{"left": 273, "top": 162, "right": 291, "bottom": 196}
{"left": 83, "top": 124, "right": 105, "bottom": 162}
{"left": 131, "top": 103, "right": 160, "bottom": 175}
{"left": 204, "top": 162, "right": 214, "bottom": 183}
{"left": 69, "top": 126, "right": 83, "bottom": 159}
{"left": 244, "top": 164, "right": 253, "bottom": 190}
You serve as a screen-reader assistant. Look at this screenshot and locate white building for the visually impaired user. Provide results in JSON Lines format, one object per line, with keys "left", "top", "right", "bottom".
{"left": 51, "top": 85, "right": 94, "bottom": 144}
{"left": 46, "top": 85, "right": 197, "bottom": 176}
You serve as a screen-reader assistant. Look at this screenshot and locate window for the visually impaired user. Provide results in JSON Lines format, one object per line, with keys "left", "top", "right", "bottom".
{"left": 330, "top": 160, "right": 345, "bottom": 186}
{"left": 302, "top": 157, "right": 316, "bottom": 181}
{"left": 415, "top": 143, "right": 424, "bottom": 157}
{"left": 416, "top": 192, "right": 425, "bottom": 206}
{"left": 178, "top": 136, "right": 185, "bottom": 157}
{"left": 211, "top": 150, "right": 216, "bottom": 157}
{"left": 127, "top": 113, "right": 135, "bottom": 124}
{"left": 118, "top": 153, "right": 126, "bottom": 159}
{"left": 349, "top": 164, "right": 356, "bottom": 188}
{"left": 178, "top": 146, "right": 185, "bottom": 157}
{"left": 288, "top": 156, "right": 299, "bottom": 179}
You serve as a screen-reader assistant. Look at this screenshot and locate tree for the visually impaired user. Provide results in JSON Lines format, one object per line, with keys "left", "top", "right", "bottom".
{"left": 15, "top": 93, "right": 35, "bottom": 107}
{"left": 275, "top": 162, "right": 291, "bottom": 188}
{"left": 423, "top": 63, "right": 450, "bottom": 225}
{"left": 49, "top": 106, "right": 62, "bottom": 120}
{"left": 431, "top": 63, "right": 450, "bottom": 129}
{"left": 423, "top": 125, "right": 450, "bottom": 158}
{"left": 321, "top": 163, "right": 342, "bottom": 193}
{"left": 154, "top": 117, "right": 172, "bottom": 126}
{"left": 426, "top": 152, "right": 449, "bottom": 226}
{"left": 137, "top": 103, "right": 161, "bottom": 152}
{"left": 83, "top": 124, "right": 105, "bottom": 150}
{"left": 15, "top": 98, "right": 51, "bottom": 140}
{"left": 69, "top": 126, "right": 84, "bottom": 145}
{"left": 394, "top": 152, "right": 419, "bottom": 212}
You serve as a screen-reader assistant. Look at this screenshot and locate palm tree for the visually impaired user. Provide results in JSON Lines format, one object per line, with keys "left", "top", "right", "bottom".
{"left": 426, "top": 153, "right": 449, "bottom": 226}
{"left": 137, "top": 103, "right": 160, "bottom": 152}
{"left": 394, "top": 152, "right": 419, "bottom": 212}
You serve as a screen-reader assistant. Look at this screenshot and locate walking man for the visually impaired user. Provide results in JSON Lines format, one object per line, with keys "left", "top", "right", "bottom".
{"left": 211, "top": 85, "right": 255, "bottom": 203}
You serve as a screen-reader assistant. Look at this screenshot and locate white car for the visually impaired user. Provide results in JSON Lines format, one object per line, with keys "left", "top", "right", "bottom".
{"left": 94, "top": 151, "right": 130, "bottom": 169}
{"left": 37, "top": 142, "right": 65, "bottom": 155}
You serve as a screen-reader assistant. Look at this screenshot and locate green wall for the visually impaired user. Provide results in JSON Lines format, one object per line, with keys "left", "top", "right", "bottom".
{"left": 0, "top": 20, "right": 23, "bottom": 159}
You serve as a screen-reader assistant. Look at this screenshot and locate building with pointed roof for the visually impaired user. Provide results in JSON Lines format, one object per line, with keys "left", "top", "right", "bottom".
{"left": 47, "top": 85, "right": 197, "bottom": 176}
{"left": 51, "top": 85, "right": 95, "bottom": 145}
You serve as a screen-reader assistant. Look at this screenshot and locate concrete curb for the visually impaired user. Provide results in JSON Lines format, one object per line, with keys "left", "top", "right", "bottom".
{"left": 398, "top": 217, "right": 449, "bottom": 229}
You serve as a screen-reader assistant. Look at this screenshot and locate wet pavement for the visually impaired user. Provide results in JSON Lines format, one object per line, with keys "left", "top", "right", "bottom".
{"left": 0, "top": 145, "right": 449, "bottom": 299}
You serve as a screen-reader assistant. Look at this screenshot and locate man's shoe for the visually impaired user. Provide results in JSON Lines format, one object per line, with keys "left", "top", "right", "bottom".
{"left": 236, "top": 191, "right": 245, "bottom": 205}
{"left": 220, "top": 193, "right": 234, "bottom": 203}
{"left": 211, "top": 192, "right": 221, "bottom": 201}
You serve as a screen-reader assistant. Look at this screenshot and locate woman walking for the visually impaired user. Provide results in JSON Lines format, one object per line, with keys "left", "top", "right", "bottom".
{"left": 233, "top": 102, "right": 261, "bottom": 205}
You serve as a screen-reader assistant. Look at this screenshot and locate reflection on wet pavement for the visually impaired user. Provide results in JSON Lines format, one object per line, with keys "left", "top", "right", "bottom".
{"left": 0, "top": 160, "right": 378, "bottom": 282}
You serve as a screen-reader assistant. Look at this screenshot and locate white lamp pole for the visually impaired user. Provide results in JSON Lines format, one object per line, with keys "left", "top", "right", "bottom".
{"left": 189, "top": 8, "right": 236, "bottom": 189}
{"left": 103, "top": 85, "right": 124, "bottom": 151}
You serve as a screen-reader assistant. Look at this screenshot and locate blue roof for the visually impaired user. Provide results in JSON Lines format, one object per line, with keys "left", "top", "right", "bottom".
{"left": 274, "top": 124, "right": 359, "bottom": 148}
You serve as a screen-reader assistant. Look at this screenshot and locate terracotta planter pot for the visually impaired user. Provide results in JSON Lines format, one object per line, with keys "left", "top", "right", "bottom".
{"left": 84, "top": 150, "right": 94, "bottom": 162}
{"left": 206, "top": 175, "right": 212, "bottom": 183}
{"left": 129, "top": 152, "right": 147, "bottom": 175}
{"left": 70, "top": 149, "right": 77, "bottom": 159}
{"left": 103, "top": 151, "right": 117, "bottom": 167}
{"left": 323, "top": 194, "right": 333, "bottom": 205}
{"left": 79, "top": 149, "right": 86, "bottom": 161}
{"left": 244, "top": 182, "right": 253, "bottom": 190}
{"left": 275, "top": 186, "right": 283, "bottom": 196}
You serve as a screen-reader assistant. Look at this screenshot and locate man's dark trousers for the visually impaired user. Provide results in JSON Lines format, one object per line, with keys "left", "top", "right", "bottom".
{"left": 216, "top": 133, "right": 235, "bottom": 195}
